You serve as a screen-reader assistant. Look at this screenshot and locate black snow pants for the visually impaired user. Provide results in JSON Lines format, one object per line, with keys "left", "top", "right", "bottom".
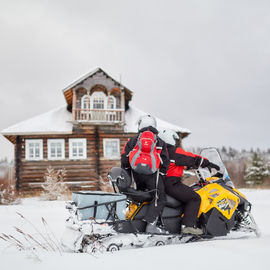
{"left": 133, "top": 171, "right": 166, "bottom": 223}
{"left": 165, "top": 177, "right": 201, "bottom": 227}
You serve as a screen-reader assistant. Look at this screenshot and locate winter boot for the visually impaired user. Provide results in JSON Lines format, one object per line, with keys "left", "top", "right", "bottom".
{"left": 145, "top": 220, "right": 168, "bottom": 234}
{"left": 181, "top": 225, "right": 203, "bottom": 235}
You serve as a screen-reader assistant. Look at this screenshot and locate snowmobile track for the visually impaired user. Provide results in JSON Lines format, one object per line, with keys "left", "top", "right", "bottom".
{"left": 80, "top": 232, "right": 207, "bottom": 253}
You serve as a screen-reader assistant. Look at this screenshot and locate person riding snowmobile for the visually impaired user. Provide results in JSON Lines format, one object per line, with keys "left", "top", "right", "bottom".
{"left": 121, "top": 115, "right": 170, "bottom": 234}
{"left": 158, "top": 129, "right": 220, "bottom": 235}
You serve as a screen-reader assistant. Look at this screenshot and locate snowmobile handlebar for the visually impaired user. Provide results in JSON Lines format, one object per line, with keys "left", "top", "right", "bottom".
{"left": 195, "top": 168, "right": 224, "bottom": 185}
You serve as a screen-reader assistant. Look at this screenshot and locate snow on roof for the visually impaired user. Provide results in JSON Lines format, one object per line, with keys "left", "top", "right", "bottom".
{"left": 1, "top": 105, "right": 190, "bottom": 136}
{"left": 62, "top": 67, "right": 100, "bottom": 93}
{"left": 124, "top": 105, "right": 191, "bottom": 134}
{"left": 62, "top": 67, "right": 132, "bottom": 94}
{"left": 1, "top": 106, "right": 73, "bottom": 135}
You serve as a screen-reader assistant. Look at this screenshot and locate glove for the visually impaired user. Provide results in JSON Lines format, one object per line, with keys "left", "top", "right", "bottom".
{"left": 201, "top": 159, "right": 220, "bottom": 172}
{"left": 208, "top": 162, "right": 220, "bottom": 172}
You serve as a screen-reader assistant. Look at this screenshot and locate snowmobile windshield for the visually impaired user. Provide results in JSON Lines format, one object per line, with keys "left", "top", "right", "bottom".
{"left": 197, "top": 148, "right": 234, "bottom": 188}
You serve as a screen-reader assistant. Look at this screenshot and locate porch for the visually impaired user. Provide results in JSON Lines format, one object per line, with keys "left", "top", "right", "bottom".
{"left": 73, "top": 108, "right": 125, "bottom": 123}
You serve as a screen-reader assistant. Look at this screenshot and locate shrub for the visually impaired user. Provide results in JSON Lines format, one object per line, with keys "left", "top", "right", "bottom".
{"left": 41, "top": 167, "right": 69, "bottom": 200}
{"left": 0, "top": 184, "right": 20, "bottom": 205}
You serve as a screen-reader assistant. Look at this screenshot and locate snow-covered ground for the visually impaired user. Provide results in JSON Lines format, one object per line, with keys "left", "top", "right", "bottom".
{"left": 0, "top": 189, "right": 269, "bottom": 270}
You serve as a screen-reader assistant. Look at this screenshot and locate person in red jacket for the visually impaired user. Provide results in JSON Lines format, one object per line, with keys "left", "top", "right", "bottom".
{"left": 158, "top": 129, "right": 220, "bottom": 235}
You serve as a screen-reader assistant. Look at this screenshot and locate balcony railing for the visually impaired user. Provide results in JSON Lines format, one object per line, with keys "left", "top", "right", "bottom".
{"left": 73, "top": 109, "right": 124, "bottom": 123}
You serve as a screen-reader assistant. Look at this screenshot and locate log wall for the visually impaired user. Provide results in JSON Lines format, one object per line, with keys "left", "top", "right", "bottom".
{"left": 15, "top": 126, "right": 135, "bottom": 193}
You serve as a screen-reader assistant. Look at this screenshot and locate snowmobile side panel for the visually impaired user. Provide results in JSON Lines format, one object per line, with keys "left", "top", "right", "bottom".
{"left": 133, "top": 204, "right": 183, "bottom": 220}
{"left": 196, "top": 183, "right": 240, "bottom": 220}
{"left": 162, "top": 206, "right": 184, "bottom": 218}
{"left": 110, "top": 220, "right": 146, "bottom": 233}
{"left": 163, "top": 217, "right": 182, "bottom": 234}
{"left": 113, "top": 216, "right": 182, "bottom": 234}
{"left": 220, "top": 184, "right": 251, "bottom": 211}
{"left": 202, "top": 208, "right": 235, "bottom": 236}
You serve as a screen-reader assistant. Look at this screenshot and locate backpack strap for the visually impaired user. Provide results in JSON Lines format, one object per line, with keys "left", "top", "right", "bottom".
{"left": 130, "top": 170, "right": 137, "bottom": 189}
{"left": 156, "top": 145, "right": 163, "bottom": 165}
{"left": 155, "top": 169, "right": 160, "bottom": 207}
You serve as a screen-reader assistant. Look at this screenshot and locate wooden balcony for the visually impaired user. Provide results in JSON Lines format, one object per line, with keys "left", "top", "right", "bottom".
{"left": 73, "top": 108, "right": 124, "bottom": 123}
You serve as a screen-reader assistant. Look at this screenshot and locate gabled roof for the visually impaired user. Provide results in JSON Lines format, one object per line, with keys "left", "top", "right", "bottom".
{"left": 62, "top": 67, "right": 133, "bottom": 106}
{"left": 1, "top": 105, "right": 190, "bottom": 139}
{"left": 62, "top": 67, "right": 101, "bottom": 93}
{"left": 63, "top": 67, "right": 132, "bottom": 93}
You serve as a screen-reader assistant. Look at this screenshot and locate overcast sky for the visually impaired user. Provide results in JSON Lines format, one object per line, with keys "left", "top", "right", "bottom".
{"left": 0, "top": 0, "right": 270, "bottom": 160}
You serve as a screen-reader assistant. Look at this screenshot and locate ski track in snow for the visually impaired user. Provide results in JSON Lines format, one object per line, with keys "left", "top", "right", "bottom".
{"left": 0, "top": 190, "right": 269, "bottom": 270}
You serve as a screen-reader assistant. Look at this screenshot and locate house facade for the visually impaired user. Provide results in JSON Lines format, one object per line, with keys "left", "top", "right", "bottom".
{"left": 2, "top": 68, "right": 190, "bottom": 194}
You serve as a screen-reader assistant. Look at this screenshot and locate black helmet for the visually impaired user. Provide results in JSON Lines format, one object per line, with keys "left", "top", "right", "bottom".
{"left": 107, "top": 167, "right": 131, "bottom": 192}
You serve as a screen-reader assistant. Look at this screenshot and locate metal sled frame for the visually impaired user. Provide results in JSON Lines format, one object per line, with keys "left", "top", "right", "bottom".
{"left": 76, "top": 198, "right": 127, "bottom": 223}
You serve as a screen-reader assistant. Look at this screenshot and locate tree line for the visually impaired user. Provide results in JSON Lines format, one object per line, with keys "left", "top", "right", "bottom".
{"left": 1, "top": 147, "right": 270, "bottom": 188}
{"left": 186, "top": 146, "right": 270, "bottom": 187}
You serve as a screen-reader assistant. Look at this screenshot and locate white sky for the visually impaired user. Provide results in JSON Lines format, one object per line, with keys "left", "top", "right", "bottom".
{"left": 0, "top": 0, "right": 270, "bottom": 160}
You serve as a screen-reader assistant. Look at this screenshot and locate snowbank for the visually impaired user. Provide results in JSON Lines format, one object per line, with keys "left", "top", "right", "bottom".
{"left": 0, "top": 190, "right": 269, "bottom": 270}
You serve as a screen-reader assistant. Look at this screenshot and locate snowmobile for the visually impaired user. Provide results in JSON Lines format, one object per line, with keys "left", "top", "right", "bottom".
{"left": 61, "top": 148, "right": 260, "bottom": 253}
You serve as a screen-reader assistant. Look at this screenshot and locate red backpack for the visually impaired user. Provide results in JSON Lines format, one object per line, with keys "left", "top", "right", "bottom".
{"left": 129, "top": 131, "right": 161, "bottom": 175}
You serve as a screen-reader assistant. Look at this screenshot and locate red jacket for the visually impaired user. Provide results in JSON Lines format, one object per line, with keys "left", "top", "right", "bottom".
{"left": 166, "top": 145, "right": 209, "bottom": 178}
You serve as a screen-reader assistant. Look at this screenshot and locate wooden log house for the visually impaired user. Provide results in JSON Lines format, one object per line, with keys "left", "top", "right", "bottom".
{"left": 1, "top": 68, "right": 190, "bottom": 194}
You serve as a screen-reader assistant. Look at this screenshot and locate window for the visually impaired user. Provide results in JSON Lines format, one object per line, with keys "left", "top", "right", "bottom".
{"left": 69, "top": 138, "right": 87, "bottom": 159}
{"left": 25, "top": 139, "right": 43, "bottom": 160}
{"left": 81, "top": 95, "right": 90, "bottom": 109}
{"left": 115, "top": 96, "right": 121, "bottom": 109}
{"left": 48, "top": 139, "right": 65, "bottom": 160}
{"left": 91, "top": 92, "right": 106, "bottom": 109}
{"left": 103, "top": 139, "right": 120, "bottom": 159}
{"left": 108, "top": 96, "right": 116, "bottom": 110}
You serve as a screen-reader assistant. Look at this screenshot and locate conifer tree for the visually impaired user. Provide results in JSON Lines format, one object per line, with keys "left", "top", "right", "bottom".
{"left": 244, "top": 152, "right": 270, "bottom": 186}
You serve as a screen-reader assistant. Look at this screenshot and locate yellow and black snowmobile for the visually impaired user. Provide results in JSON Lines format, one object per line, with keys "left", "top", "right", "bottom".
{"left": 108, "top": 148, "right": 260, "bottom": 238}
{"left": 62, "top": 148, "right": 260, "bottom": 252}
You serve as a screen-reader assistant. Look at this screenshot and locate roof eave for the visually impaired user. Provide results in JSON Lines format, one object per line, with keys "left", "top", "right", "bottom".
{"left": 2, "top": 131, "right": 73, "bottom": 136}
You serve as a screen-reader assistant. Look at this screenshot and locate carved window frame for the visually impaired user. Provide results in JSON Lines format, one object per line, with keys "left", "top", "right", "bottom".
{"left": 91, "top": 91, "right": 107, "bottom": 110}
{"left": 81, "top": 94, "right": 90, "bottom": 110}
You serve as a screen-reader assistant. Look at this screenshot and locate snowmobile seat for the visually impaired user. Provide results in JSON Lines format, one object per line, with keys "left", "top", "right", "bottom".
{"left": 107, "top": 167, "right": 182, "bottom": 207}
{"left": 122, "top": 187, "right": 155, "bottom": 203}
{"left": 108, "top": 168, "right": 154, "bottom": 203}
{"left": 122, "top": 187, "right": 182, "bottom": 208}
